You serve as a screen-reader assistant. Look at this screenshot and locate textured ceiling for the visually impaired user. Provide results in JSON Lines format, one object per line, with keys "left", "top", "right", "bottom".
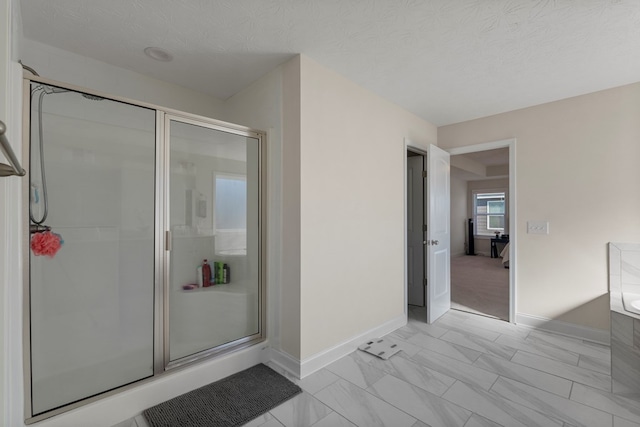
{"left": 19, "top": 0, "right": 640, "bottom": 126}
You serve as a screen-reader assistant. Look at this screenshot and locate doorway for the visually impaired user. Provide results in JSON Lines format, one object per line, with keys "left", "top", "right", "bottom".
{"left": 407, "top": 149, "right": 426, "bottom": 308}
{"left": 447, "top": 139, "right": 516, "bottom": 322}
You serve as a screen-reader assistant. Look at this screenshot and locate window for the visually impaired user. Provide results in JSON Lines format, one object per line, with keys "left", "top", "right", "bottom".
{"left": 214, "top": 174, "right": 247, "bottom": 255}
{"left": 474, "top": 191, "right": 506, "bottom": 236}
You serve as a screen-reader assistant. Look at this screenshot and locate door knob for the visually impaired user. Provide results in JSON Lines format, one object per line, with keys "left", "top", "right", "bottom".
{"left": 431, "top": 240, "right": 439, "bottom": 245}
{"left": 423, "top": 240, "right": 427, "bottom": 245}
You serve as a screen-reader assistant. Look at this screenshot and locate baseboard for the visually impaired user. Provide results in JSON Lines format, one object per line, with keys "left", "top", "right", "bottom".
{"left": 516, "top": 313, "right": 610, "bottom": 345}
{"left": 299, "top": 314, "right": 407, "bottom": 378}
{"left": 269, "top": 348, "right": 301, "bottom": 379}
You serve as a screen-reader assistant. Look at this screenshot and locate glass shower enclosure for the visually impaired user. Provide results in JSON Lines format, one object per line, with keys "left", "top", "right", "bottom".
{"left": 24, "top": 78, "right": 265, "bottom": 421}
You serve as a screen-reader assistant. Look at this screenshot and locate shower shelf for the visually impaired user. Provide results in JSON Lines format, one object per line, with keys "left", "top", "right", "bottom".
{"left": 178, "top": 283, "right": 251, "bottom": 294}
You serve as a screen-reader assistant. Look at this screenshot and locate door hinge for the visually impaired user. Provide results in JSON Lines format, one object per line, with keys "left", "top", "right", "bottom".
{"left": 422, "top": 170, "right": 427, "bottom": 178}
{"left": 423, "top": 224, "right": 427, "bottom": 232}
{"left": 423, "top": 278, "right": 428, "bottom": 286}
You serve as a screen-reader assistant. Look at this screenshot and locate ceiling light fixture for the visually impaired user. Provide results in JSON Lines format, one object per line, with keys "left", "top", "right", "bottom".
{"left": 144, "top": 47, "right": 173, "bottom": 62}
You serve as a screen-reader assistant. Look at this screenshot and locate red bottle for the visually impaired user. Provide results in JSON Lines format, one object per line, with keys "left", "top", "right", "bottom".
{"left": 202, "top": 259, "right": 212, "bottom": 287}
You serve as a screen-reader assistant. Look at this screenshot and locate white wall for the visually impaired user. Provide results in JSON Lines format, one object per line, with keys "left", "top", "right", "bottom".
{"left": 280, "top": 57, "right": 302, "bottom": 361}
{"left": 439, "top": 83, "right": 640, "bottom": 331}
{"left": 298, "top": 56, "right": 437, "bottom": 360}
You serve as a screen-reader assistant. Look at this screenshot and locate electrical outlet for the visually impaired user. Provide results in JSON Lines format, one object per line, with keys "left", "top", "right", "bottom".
{"left": 527, "top": 220, "right": 549, "bottom": 234}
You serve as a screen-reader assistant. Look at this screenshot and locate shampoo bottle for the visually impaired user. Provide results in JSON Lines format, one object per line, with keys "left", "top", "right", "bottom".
{"left": 202, "top": 259, "right": 212, "bottom": 287}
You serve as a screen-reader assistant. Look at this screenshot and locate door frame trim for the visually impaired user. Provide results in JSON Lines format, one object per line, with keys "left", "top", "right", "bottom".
{"left": 446, "top": 138, "right": 517, "bottom": 323}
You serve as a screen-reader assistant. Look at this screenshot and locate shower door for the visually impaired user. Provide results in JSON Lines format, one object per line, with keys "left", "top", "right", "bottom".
{"left": 165, "top": 116, "right": 263, "bottom": 366}
{"left": 25, "top": 77, "right": 265, "bottom": 421}
{"left": 28, "top": 83, "right": 157, "bottom": 415}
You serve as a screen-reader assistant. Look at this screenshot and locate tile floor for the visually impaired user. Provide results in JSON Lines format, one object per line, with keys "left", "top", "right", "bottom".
{"left": 114, "top": 308, "right": 640, "bottom": 427}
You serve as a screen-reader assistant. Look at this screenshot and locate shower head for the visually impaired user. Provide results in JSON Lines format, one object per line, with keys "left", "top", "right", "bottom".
{"left": 82, "top": 93, "right": 104, "bottom": 101}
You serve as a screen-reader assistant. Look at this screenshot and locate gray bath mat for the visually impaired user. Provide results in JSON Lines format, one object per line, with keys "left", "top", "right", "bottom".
{"left": 143, "top": 364, "right": 301, "bottom": 427}
{"left": 358, "top": 338, "right": 401, "bottom": 360}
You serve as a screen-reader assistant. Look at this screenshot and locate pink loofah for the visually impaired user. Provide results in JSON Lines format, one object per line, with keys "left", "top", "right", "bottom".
{"left": 31, "top": 231, "right": 62, "bottom": 257}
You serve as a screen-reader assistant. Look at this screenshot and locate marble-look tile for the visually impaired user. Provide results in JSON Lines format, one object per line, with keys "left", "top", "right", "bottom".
{"left": 491, "top": 377, "right": 613, "bottom": 427}
{"left": 570, "top": 382, "right": 640, "bottom": 425}
{"left": 367, "top": 375, "right": 471, "bottom": 427}
{"left": 527, "top": 330, "right": 611, "bottom": 361}
{"left": 310, "top": 411, "right": 356, "bottom": 427}
{"left": 611, "top": 336, "right": 640, "bottom": 395}
{"left": 244, "top": 412, "right": 285, "bottom": 427}
{"left": 350, "top": 346, "right": 381, "bottom": 364}
{"left": 463, "top": 413, "right": 503, "bottom": 427}
{"left": 578, "top": 354, "right": 612, "bottom": 375}
{"left": 511, "top": 350, "right": 612, "bottom": 392}
{"left": 298, "top": 368, "right": 341, "bottom": 395}
{"left": 441, "top": 380, "right": 562, "bottom": 427}
{"left": 438, "top": 309, "right": 472, "bottom": 322}
{"left": 390, "top": 324, "right": 422, "bottom": 340}
{"left": 621, "top": 250, "right": 640, "bottom": 285}
{"left": 495, "top": 334, "right": 580, "bottom": 365}
{"left": 411, "top": 349, "right": 499, "bottom": 390}
{"left": 473, "top": 353, "right": 572, "bottom": 397}
{"left": 325, "top": 353, "right": 386, "bottom": 389}
{"left": 614, "top": 416, "right": 640, "bottom": 427}
{"left": 315, "top": 379, "right": 416, "bottom": 427}
{"left": 269, "top": 391, "right": 332, "bottom": 427}
{"left": 439, "top": 330, "right": 517, "bottom": 360}
{"left": 432, "top": 317, "right": 502, "bottom": 342}
{"left": 368, "top": 351, "right": 456, "bottom": 396}
{"left": 410, "top": 420, "right": 431, "bottom": 427}
{"left": 459, "top": 314, "right": 530, "bottom": 340}
{"left": 405, "top": 318, "right": 449, "bottom": 338}
{"left": 612, "top": 311, "right": 635, "bottom": 346}
{"left": 257, "top": 417, "right": 287, "bottom": 427}
{"left": 634, "top": 318, "right": 640, "bottom": 348}
{"left": 407, "top": 332, "right": 482, "bottom": 364}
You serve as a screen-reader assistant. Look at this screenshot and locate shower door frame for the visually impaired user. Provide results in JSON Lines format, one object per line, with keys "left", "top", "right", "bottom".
{"left": 21, "top": 75, "right": 267, "bottom": 424}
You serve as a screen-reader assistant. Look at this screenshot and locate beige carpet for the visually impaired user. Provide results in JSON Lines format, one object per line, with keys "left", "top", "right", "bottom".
{"left": 451, "top": 255, "right": 509, "bottom": 321}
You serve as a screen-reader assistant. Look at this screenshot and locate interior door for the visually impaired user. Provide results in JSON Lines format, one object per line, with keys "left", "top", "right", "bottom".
{"left": 407, "top": 154, "right": 425, "bottom": 306}
{"left": 427, "top": 144, "right": 451, "bottom": 323}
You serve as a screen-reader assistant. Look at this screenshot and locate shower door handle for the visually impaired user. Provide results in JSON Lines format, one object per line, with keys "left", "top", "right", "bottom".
{"left": 165, "top": 230, "right": 172, "bottom": 251}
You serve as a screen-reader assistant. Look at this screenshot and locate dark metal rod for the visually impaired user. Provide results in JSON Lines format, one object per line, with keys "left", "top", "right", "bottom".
{"left": 0, "top": 120, "right": 27, "bottom": 177}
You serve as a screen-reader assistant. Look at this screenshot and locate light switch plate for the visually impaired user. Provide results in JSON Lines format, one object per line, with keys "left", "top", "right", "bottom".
{"left": 527, "top": 220, "right": 549, "bottom": 234}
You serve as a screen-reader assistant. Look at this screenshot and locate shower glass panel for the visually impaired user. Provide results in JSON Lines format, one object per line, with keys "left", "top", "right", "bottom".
{"left": 29, "top": 83, "right": 156, "bottom": 415}
{"left": 168, "top": 119, "right": 261, "bottom": 363}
